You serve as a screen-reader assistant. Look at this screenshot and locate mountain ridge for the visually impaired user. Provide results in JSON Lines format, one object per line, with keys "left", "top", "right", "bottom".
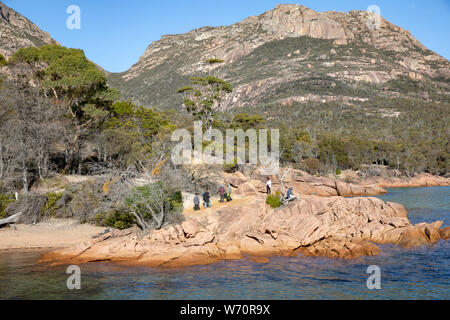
{"left": 0, "top": 2, "right": 448, "bottom": 111}
{"left": 0, "top": 1, "right": 58, "bottom": 57}
{"left": 107, "top": 3, "right": 449, "bottom": 110}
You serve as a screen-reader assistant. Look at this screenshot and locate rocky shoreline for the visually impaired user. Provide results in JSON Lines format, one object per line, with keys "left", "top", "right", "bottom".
{"left": 0, "top": 168, "right": 443, "bottom": 268}
{"left": 227, "top": 169, "right": 450, "bottom": 199}
{"left": 40, "top": 192, "right": 449, "bottom": 269}
{"left": 361, "top": 173, "right": 450, "bottom": 189}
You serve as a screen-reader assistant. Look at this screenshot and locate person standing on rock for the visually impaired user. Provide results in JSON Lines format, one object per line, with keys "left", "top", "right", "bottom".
{"left": 219, "top": 185, "right": 226, "bottom": 203}
{"left": 203, "top": 190, "right": 211, "bottom": 208}
{"left": 193, "top": 193, "right": 201, "bottom": 211}
{"left": 266, "top": 177, "right": 272, "bottom": 195}
{"left": 226, "top": 184, "right": 233, "bottom": 202}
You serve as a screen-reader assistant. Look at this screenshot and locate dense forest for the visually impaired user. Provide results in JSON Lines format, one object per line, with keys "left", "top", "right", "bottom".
{"left": 229, "top": 97, "right": 449, "bottom": 176}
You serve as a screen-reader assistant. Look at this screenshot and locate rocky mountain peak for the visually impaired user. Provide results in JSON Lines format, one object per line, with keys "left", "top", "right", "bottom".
{"left": 108, "top": 3, "right": 448, "bottom": 110}
{"left": 0, "top": 1, "right": 57, "bottom": 57}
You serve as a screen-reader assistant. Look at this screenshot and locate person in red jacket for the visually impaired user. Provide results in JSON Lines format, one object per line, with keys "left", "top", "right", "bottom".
{"left": 219, "top": 185, "right": 226, "bottom": 203}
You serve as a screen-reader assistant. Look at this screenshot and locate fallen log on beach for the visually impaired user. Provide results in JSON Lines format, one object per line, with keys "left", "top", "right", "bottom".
{"left": 0, "top": 212, "right": 23, "bottom": 227}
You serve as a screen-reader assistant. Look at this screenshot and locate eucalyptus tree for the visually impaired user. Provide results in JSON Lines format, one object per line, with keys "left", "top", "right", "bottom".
{"left": 10, "top": 45, "right": 120, "bottom": 173}
{"left": 177, "top": 61, "right": 232, "bottom": 139}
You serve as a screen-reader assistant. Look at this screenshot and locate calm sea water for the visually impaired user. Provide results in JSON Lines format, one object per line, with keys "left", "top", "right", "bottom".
{"left": 0, "top": 187, "right": 448, "bottom": 300}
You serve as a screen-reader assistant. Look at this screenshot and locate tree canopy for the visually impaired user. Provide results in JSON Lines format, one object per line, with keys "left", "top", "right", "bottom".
{"left": 177, "top": 75, "right": 232, "bottom": 137}
{"left": 10, "top": 44, "right": 120, "bottom": 172}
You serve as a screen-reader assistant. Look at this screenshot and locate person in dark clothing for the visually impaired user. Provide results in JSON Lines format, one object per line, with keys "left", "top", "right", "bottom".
{"left": 284, "top": 187, "right": 297, "bottom": 202}
{"left": 219, "top": 185, "right": 226, "bottom": 203}
{"left": 202, "top": 190, "right": 211, "bottom": 208}
{"left": 193, "top": 193, "right": 200, "bottom": 211}
{"left": 286, "top": 187, "right": 293, "bottom": 199}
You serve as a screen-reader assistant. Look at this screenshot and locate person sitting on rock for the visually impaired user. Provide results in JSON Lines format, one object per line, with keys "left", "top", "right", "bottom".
{"left": 285, "top": 187, "right": 296, "bottom": 202}
{"left": 203, "top": 190, "right": 211, "bottom": 208}
{"left": 193, "top": 193, "right": 200, "bottom": 211}
{"left": 219, "top": 185, "right": 226, "bottom": 203}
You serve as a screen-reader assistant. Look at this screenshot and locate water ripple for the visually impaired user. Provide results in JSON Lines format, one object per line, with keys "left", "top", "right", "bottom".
{"left": 0, "top": 187, "right": 448, "bottom": 300}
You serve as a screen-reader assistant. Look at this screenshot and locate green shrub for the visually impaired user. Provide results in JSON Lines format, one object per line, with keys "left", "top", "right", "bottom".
{"left": 206, "top": 58, "right": 224, "bottom": 64}
{"left": 63, "top": 179, "right": 106, "bottom": 223}
{"left": 168, "top": 191, "right": 184, "bottom": 213}
{"left": 94, "top": 212, "right": 106, "bottom": 225}
{"left": 104, "top": 210, "right": 135, "bottom": 230}
{"left": 0, "top": 194, "right": 15, "bottom": 219}
{"left": 42, "top": 192, "right": 63, "bottom": 217}
{"left": 344, "top": 176, "right": 355, "bottom": 183}
{"left": 0, "top": 54, "right": 6, "bottom": 66}
{"left": 303, "top": 158, "right": 320, "bottom": 174}
{"left": 336, "top": 169, "right": 342, "bottom": 175}
{"left": 266, "top": 193, "right": 282, "bottom": 208}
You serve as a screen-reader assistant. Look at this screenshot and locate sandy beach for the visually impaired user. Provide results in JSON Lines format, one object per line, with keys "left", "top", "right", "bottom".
{"left": 0, "top": 219, "right": 105, "bottom": 251}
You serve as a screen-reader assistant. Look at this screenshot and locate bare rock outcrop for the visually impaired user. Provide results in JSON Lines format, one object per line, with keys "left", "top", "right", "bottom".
{"left": 363, "top": 173, "right": 450, "bottom": 189}
{"left": 40, "top": 194, "right": 447, "bottom": 268}
{"left": 256, "top": 4, "right": 351, "bottom": 44}
{"left": 396, "top": 221, "right": 443, "bottom": 247}
{"left": 238, "top": 168, "right": 388, "bottom": 197}
{"left": 0, "top": 2, "right": 57, "bottom": 57}
{"left": 439, "top": 227, "right": 450, "bottom": 241}
{"left": 110, "top": 3, "right": 449, "bottom": 111}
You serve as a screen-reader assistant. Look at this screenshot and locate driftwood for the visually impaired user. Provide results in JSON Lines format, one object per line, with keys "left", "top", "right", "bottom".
{"left": 4, "top": 194, "right": 47, "bottom": 224}
{"left": 0, "top": 211, "right": 23, "bottom": 227}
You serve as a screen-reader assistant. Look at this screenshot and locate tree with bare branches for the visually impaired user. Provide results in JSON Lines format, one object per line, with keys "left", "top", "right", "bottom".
{"left": 125, "top": 182, "right": 183, "bottom": 231}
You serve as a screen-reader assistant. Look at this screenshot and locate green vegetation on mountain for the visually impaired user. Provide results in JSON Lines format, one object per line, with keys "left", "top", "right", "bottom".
{"left": 0, "top": 2, "right": 449, "bottom": 230}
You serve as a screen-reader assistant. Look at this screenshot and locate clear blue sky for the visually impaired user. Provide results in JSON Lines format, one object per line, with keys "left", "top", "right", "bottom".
{"left": 4, "top": 0, "right": 449, "bottom": 73}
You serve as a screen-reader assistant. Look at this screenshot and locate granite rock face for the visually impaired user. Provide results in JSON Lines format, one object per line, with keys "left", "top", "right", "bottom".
{"left": 0, "top": 1, "right": 57, "bottom": 57}
{"left": 231, "top": 168, "right": 388, "bottom": 198}
{"left": 108, "top": 4, "right": 449, "bottom": 110}
{"left": 40, "top": 193, "right": 447, "bottom": 268}
{"left": 40, "top": 168, "right": 449, "bottom": 268}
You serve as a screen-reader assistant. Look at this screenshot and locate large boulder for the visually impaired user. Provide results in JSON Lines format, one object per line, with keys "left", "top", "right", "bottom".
{"left": 181, "top": 219, "right": 201, "bottom": 238}
{"left": 224, "top": 171, "right": 247, "bottom": 188}
{"left": 397, "top": 221, "right": 443, "bottom": 247}
{"left": 439, "top": 227, "right": 450, "bottom": 240}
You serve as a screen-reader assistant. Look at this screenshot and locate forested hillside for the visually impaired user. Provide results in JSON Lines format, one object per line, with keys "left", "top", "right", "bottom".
{"left": 0, "top": 2, "right": 448, "bottom": 231}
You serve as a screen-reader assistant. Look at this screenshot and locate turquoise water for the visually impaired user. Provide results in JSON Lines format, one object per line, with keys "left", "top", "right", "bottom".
{"left": 0, "top": 187, "right": 448, "bottom": 300}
